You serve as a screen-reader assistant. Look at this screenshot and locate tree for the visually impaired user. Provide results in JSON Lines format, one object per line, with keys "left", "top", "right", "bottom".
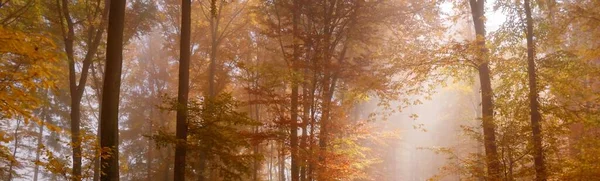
{"left": 54, "top": 0, "right": 109, "bottom": 178}
{"left": 174, "top": 0, "right": 191, "bottom": 180}
{"left": 99, "top": 0, "right": 126, "bottom": 180}
{"left": 468, "top": 0, "right": 501, "bottom": 179}
{"left": 290, "top": 0, "right": 300, "bottom": 180}
{"left": 523, "top": 0, "right": 546, "bottom": 180}
{"left": 0, "top": 27, "right": 59, "bottom": 180}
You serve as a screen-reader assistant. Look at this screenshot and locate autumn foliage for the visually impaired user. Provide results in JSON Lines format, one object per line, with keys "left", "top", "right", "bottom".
{"left": 1, "top": 0, "right": 600, "bottom": 180}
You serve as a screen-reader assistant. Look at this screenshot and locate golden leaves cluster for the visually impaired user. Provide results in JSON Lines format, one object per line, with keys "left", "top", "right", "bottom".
{"left": 0, "top": 27, "right": 60, "bottom": 120}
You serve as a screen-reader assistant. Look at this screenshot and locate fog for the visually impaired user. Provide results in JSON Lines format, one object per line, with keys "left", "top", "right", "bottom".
{"left": 2, "top": 0, "right": 600, "bottom": 180}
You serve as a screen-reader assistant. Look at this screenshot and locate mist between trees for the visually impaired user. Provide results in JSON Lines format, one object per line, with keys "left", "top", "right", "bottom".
{"left": 1, "top": 0, "right": 599, "bottom": 180}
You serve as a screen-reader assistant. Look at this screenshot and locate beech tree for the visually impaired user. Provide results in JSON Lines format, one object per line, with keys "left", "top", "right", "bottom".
{"left": 99, "top": 0, "right": 126, "bottom": 180}
{"left": 523, "top": 0, "right": 546, "bottom": 180}
{"left": 468, "top": 0, "right": 501, "bottom": 179}
{"left": 173, "top": 0, "right": 191, "bottom": 180}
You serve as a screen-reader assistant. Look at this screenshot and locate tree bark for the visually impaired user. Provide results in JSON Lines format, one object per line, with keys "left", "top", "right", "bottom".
{"left": 468, "top": 0, "right": 501, "bottom": 180}
{"left": 524, "top": 0, "right": 547, "bottom": 180}
{"left": 317, "top": 0, "right": 334, "bottom": 178}
{"left": 290, "top": 0, "right": 300, "bottom": 180}
{"left": 300, "top": 67, "right": 310, "bottom": 181}
{"left": 307, "top": 57, "right": 318, "bottom": 181}
{"left": 92, "top": 61, "right": 104, "bottom": 181}
{"left": 57, "top": 0, "right": 109, "bottom": 179}
{"left": 208, "top": 0, "right": 219, "bottom": 98}
{"left": 99, "top": 0, "right": 126, "bottom": 179}
{"left": 174, "top": 0, "right": 191, "bottom": 180}
{"left": 58, "top": 0, "right": 82, "bottom": 177}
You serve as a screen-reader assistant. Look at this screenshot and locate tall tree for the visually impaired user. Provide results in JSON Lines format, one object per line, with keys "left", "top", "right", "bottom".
{"left": 523, "top": 0, "right": 546, "bottom": 180}
{"left": 99, "top": 0, "right": 126, "bottom": 180}
{"left": 207, "top": 0, "right": 218, "bottom": 98}
{"left": 174, "top": 0, "right": 191, "bottom": 180}
{"left": 290, "top": 0, "right": 300, "bottom": 180}
{"left": 7, "top": 118, "right": 22, "bottom": 181}
{"left": 56, "top": 0, "right": 109, "bottom": 178}
{"left": 468, "top": 0, "right": 501, "bottom": 179}
{"left": 33, "top": 109, "right": 48, "bottom": 181}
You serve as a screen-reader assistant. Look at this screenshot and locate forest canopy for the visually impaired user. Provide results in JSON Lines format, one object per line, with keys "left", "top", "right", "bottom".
{"left": 1, "top": 0, "right": 600, "bottom": 180}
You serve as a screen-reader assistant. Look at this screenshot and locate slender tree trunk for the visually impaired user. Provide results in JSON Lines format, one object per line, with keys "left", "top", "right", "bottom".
{"left": 468, "top": 0, "right": 501, "bottom": 180}
{"left": 59, "top": 0, "right": 83, "bottom": 176}
{"left": 279, "top": 140, "right": 286, "bottom": 181}
{"left": 93, "top": 125, "right": 101, "bottom": 181}
{"left": 290, "top": 0, "right": 300, "bottom": 180}
{"left": 99, "top": 0, "right": 126, "bottom": 179}
{"left": 253, "top": 126, "right": 260, "bottom": 181}
{"left": 308, "top": 66, "right": 317, "bottom": 181}
{"left": 317, "top": 0, "right": 333, "bottom": 178}
{"left": 306, "top": 17, "right": 319, "bottom": 180}
{"left": 269, "top": 142, "right": 274, "bottom": 181}
{"left": 524, "top": 0, "right": 546, "bottom": 180}
{"left": 33, "top": 110, "right": 48, "bottom": 181}
{"left": 196, "top": 1, "right": 220, "bottom": 180}
{"left": 58, "top": 0, "right": 109, "bottom": 179}
{"left": 147, "top": 110, "right": 154, "bottom": 180}
{"left": 92, "top": 61, "right": 104, "bottom": 181}
{"left": 300, "top": 70, "right": 309, "bottom": 181}
{"left": 253, "top": 86, "right": 261, "bottom": 181}
{"left": 7, "top": 118, "right": 21, "bottom": 181}
{"left": 70, "top": 99, "right": 83, "bottom": 180}
{"left": 208, "top": 0, "right": 218, "bottom": 98}
{"left": 507, "top": 146, "right": 514, "bottom": 180}
{"left": 318, "top": 75, "right": 331, "bottom": 180}
{"left": 472, "top": 73, "right": 486, "bottom": 181}
{"left": 174, "top": 0, "right": 191, "bottom": 180}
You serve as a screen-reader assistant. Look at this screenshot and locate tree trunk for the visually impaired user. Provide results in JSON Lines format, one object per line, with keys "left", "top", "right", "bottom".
{"left": 308, "top": 65, "right": 317, "bottom": 181}
{"left": 70, "top": 97, "right": 83, "bottom": 180}
{"left": 279, "top": 140, "right": 286, "bottom": 181}
{"left": 33, "top": 110, "right": 48, "bottom": 181}
{"left": 317, "top": 0, "right": 334, "bottom": 178}
{"left": 174, "top": 0, "right": 191, "bottom": 180}
{"left": 300, "top": 69, "right": 310, "bottom": 181}
{"left": 472, "top": 73, "right": 486, "bottom": 181}
{"left": 253, "top": 88, "right": 261, "bottom": 181}
{"left": 524, "top": 0, "right": 547, "bottom": 180}
{"left": 269, "top": 142, "right": 274, "bottom": 181}
{"left": 7, "top": 118, "right": 21, "bottom": 181}
{"left": 93, "top": 125, "right": 101, "bottom": 181}
{"left": 92, "top": 60, "right": 104, "bottom": 181}
{"left": 58, "top": 0, "right": 109, "bottom": 179}
{"left": 99, "top": 0, "right": 126, "bottom": 179}
{"left": 468, "top": 0, "right": 501, "bottom": 180}
{"left": 208, "top": 0, "right": 218, "bottom": 98}
{"left": 59, "top": 0, "right": 82, "bottom": 177}
{"left": 147, "top": 109, "right": 154, "bottom": 180}
{"left": 196, "top": 1, "right": 220, "bottom": 180}
{"left": 290, "top": 0, "right": 300, "bottom": 180}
